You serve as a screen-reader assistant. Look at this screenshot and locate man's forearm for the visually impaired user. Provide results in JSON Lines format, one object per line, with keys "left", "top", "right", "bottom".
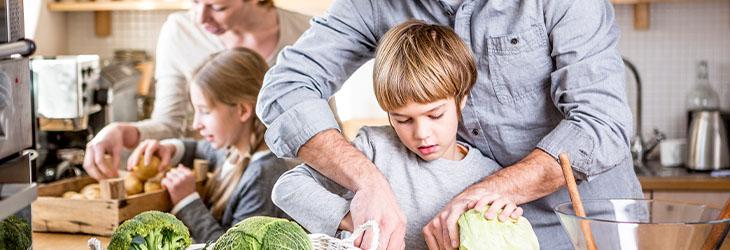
{"left": 473, "top": 149, "right": 566, "bottom": 205}
{"left": 297, "top": 129, "right": 386, "bottom": 192}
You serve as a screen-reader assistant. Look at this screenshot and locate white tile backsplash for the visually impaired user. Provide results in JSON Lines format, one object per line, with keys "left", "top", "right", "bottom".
{"left": 66, "top": 10, "right": 176, "bottom": 59}
{"left": 61, "top": 1, "right": 730, "bottom": 140}
{"left": 615, "top": 1, "right": 730, "bottom": 139}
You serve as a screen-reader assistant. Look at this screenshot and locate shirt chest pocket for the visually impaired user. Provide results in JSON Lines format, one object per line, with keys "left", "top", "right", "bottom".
{"left": 486, "top": 24, "right": 553, "bottom": 104}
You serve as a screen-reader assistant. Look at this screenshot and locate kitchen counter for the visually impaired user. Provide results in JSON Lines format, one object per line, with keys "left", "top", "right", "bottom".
{"left": 33, "top": 232, "right": 109, "bottom": 250}
{"left": 637, "top": 161, "right": 730, "bottom": 191}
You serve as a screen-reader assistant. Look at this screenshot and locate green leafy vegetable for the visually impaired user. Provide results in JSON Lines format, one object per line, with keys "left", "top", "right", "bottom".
{"left": 214, "top": 216, "right": 312, "bottom": 250}
{"left": 0, "top": 215, "right": 32, "bottom": 250}
{"left": 108, "top": 211, "right": 191, "bottom": 250}
{"left": 458, "top": 208, "right": 539, "bottom": 250}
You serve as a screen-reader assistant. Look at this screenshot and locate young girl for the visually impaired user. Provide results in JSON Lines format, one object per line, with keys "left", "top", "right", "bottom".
{"left": 128, "top": 48, "right": 290, "bottom": 243}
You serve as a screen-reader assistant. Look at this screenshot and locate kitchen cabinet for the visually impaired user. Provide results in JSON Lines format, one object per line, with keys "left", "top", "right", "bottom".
{"left": 651, "top": 191, "right": 730, "bottom": 208}
{"left": 638, "top": 161, "right": 730, "bottom": 209}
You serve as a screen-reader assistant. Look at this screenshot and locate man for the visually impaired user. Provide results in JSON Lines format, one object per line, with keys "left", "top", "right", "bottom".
{"left": 257, "top": 0, "right": 642, "bottom": 249}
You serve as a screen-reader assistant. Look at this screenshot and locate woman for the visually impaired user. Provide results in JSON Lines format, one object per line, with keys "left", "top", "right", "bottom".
{"left": 83, "top": 0, "right": 312, "bottom": 179}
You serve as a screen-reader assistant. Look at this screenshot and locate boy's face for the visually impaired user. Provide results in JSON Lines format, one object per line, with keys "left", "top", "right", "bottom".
{"left": 389, "top": 97, "right": 464, "bottom": 161}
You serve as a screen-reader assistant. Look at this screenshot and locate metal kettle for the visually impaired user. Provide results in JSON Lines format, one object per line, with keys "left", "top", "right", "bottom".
{"left": 686, "top": 110, "right": 730, "bottom": 170}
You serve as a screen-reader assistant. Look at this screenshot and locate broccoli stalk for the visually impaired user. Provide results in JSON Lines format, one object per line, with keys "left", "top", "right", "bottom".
{"left": 108, "top": 211, "right": 191, "bottom": 250}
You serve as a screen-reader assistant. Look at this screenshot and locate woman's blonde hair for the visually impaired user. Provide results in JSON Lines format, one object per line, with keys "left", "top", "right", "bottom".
{"left": 373, "top": 20, "right": 476, "bottom": 117}
{"left": 191, "top": 47, "right": 268, "bottom": 220}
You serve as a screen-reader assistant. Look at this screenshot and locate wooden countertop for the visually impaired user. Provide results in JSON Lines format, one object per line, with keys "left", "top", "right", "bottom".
{"left": 638, "top": 161, "right": 730, "bottom": 191}
{"left": 33, "top": 232, "right": 109, "bottom": 250}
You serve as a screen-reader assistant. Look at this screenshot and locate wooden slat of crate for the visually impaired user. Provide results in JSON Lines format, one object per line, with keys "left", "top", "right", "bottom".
{"left": 118, "top": 190, "right": 172, "bottom": 221}
{"left": 32, "top": 197, "right": 119, "bottom": 236}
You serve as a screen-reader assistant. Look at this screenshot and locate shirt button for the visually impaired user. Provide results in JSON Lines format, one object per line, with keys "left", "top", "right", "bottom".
{"left": 510, "top": 38, "right": 519, "bottom": 45}
{"left": 471, "top": 129, "right": 479, "bottom": 136}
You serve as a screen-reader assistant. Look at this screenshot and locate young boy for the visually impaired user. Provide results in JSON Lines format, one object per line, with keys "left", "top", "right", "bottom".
{"left": 271, "top": 20, "right": 522, "bottom": 249}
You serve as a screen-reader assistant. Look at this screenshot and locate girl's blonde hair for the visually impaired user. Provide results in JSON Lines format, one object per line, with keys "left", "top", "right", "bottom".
{"left": 191, "top": 47, "right": 268, "bottom": 220}
{"left": 373, "top": 20, "right": 477, "bottom": 117}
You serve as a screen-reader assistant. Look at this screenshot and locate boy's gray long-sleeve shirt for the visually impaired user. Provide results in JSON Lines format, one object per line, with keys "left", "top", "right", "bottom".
{"left": 273, "top": 126, "right": 502, "bottom": 250}
{"left": 259, "top": 1, "right": 643, "bottom": 248}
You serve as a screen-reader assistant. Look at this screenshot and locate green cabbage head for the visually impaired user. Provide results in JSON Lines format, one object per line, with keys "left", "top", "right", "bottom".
{"left": 214, "top": 216, "right": 312, "bottom": 250}
{"left": 458, "top": 207, "right": 539, "bottom": 250}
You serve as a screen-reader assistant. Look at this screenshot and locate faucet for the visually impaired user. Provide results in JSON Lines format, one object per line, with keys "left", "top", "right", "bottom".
{"left": 623, "top": 57, "right": 665, "bottom": 168}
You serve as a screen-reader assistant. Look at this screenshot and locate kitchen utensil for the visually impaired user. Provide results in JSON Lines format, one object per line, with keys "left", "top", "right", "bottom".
{"left": 558, "top": 153, "right": 597, "bottom": 250}
{"left": 554, "top": 199, "right": 730, "bottom": 249}
{"left": 687, "top": 110, "right": 730, "bottom": 170}
{"left": 660, "top": 138, "right": 687, "bottom": 167}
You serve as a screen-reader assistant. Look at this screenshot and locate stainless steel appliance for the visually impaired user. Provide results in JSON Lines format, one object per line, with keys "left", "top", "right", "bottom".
{"left": 0, "top": 0, "right": 24, "bottom": 43}
{"left": 31, "top": 55, "right": 101, "bottom": 131}
{"left": 0, "top": 40, "right": 36, "bottom": 249}
{"left": 686, "top": 110, "right": 730, "bottom": 170}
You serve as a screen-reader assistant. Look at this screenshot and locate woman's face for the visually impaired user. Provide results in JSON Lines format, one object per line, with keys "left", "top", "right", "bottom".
{"left": 389, "top": 97, "right": 464, "bottom": 161}
{"left": 190, "top": 84, "right": 248, "bottom": 149}
{"left": 192, "top": 0, "right": 256, "bottom": 35}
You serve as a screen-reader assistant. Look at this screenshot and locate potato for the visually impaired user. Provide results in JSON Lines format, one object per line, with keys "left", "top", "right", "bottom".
{"left": 144, "top": 180, "right": 163, "bottom": 193}
{"left": 132, "top": 155, "right": 161, "bottom": 181}
{"left": 62, "top": 191, "right": 80, "bottom": 199}
{"left": 81, "top": 183, "right": 101, "bottom": 200}
{"left": 65, "top": 192, "right": 85, "bottom": 200}
{"left": 124, "top": 175, "right": 144, "bottom": 195}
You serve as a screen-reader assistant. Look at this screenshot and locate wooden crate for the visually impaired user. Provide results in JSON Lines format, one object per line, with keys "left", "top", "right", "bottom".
{"left": 31, "top": 176, "right": 174, "bottom": 236}
{"left": 31, "top": 161, "right": 208, "bottom": 236}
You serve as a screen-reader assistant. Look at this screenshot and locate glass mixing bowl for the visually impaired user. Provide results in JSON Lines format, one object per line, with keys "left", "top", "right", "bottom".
{"left": 554, "top": 199, "right": 729, "bottom": 250}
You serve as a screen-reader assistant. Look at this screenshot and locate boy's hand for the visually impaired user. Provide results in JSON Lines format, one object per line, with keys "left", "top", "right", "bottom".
{"left": 127, "top": 139, "right": 175, "bottom": 172}
{"left": 161, "top": 165, "right": 196, "bottom": 204}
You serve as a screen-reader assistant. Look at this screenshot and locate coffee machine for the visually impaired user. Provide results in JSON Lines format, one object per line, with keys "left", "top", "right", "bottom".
{"left": 0, "top": 0, "right": 37, "bottom": 246}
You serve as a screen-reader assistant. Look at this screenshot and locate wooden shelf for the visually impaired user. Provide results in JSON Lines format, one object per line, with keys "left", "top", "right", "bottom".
{"left": 48, "top": 0, "right": 191, "bottom": 12}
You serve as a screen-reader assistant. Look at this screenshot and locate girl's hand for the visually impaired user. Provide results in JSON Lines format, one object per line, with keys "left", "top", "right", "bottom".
{"left": 127, "top": 139, "right": 176, "bottom": 172}
{"left": 472, "top": 194, "right": 523, "bottom": 222}
{"left": 161, "top": 165, "right": 196, "bottom": 205}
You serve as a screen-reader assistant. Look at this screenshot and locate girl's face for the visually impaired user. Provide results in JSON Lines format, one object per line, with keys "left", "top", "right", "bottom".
{"left": 190, "top": 84, "right": 250, "bottom": 149}
{"left": 389, "top": 97, "right": 465, "bottom": 161}
{"left": 192, "top": 0, "right": 257, "bottom": 35}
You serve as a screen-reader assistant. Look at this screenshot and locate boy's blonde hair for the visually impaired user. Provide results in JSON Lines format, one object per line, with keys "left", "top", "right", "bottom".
{"left": 191, "top": 47, "right": 268, "bottom": 220}
{"left": 373, "top": 20, "right": 476, "bottom": 117}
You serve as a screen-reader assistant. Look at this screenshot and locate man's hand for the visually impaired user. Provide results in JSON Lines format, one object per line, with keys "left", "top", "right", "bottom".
{"left": 297, "top": 129, "right": 406, "bottom": 250}
{"left": 351, "top": 180, "right": 407, "bottom": 250}
{"left": 423, "top": 149, "right": 564, "bottom": 250}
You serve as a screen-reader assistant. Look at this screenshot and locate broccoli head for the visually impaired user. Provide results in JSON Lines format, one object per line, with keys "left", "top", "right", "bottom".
{"left": 214, "top": 216, "right": 312, "bottom": 250}
{"left": 108, "top": 211, "right": 191, "bottom": 250}
{"left": 0, "top": 215, "right": 32, "bottom": 250}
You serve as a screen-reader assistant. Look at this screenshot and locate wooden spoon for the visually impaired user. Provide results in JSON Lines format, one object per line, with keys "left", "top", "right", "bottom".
{"left": 559, "top": 153, "right": 598, "bottom": 250}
